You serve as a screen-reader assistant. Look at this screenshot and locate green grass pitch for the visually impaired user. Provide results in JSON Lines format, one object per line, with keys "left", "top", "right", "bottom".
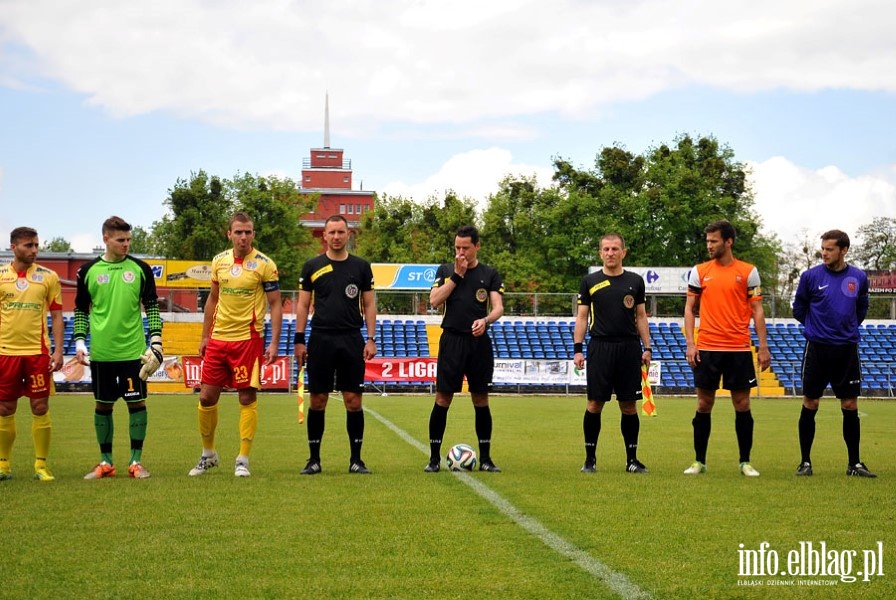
{"left": 4, "top": 393, "right": 894, "bottom": 599}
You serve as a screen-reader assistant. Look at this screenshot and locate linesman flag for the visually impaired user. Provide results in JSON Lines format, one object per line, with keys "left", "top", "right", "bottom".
{"left": 297, "top": 365, "right": 306, "bottom": 424}
{"left": 641, "top": 364, "right": 656, "bottom": 417}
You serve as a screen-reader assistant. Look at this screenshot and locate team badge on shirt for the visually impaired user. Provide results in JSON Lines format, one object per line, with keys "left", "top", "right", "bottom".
{"left": 345, "top": 284, "right": 359, "bottom": 299}
{"left": 231, "top": 265, "right": 242, "bottom": 277}
{"left": 123, "top": 271, "right": 136, "bottom": 283}
{"left": 624, "top": 294, "right": 634, "bottom": 308}
{"left": 476, "top": 288, "right": 487, "bottom": 303}
{"left": 16, "top": 278, "right": 28, "bottom": 291}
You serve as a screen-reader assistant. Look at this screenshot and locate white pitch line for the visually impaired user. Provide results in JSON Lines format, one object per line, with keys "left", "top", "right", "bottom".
{"left": 366, "top": 407, "right": 653, "bottom": 600}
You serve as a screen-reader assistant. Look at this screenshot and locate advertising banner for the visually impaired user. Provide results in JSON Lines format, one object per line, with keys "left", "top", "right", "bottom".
{"left": 365, "top": 357, "right": 438, "bottom": 381}
{"left": 371, "top": 264, "right": 438, "bottom": 290}
{"left": 181, "top": 356, "right": 291, "bottom": 390}
{"left": 145, "top": 260, "right": 214, "bottom": 288}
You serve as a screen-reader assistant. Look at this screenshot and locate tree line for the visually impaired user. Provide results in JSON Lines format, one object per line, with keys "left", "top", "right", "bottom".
{"left": 43, "top": 134, "right": 896, "bottom": 314}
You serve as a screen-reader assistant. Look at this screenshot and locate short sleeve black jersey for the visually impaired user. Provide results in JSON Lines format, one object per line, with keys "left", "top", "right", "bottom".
{"left": 432, "top": 262, "right": 504, "bottom": 333}
{"left": 299, "top": 253, "right": 374, "bottom": 332}
{"left": 577, "top": 270, "right": 645, "bottom": 339}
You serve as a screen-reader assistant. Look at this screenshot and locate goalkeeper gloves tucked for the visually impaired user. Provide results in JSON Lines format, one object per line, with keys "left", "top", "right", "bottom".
{"left": 139, "top": 335, "right": 164, "bottom": 381}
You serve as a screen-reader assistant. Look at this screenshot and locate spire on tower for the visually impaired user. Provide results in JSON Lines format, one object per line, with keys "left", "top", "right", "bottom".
{"left": 324, "top": 92, "right": 330, "bottom": 149}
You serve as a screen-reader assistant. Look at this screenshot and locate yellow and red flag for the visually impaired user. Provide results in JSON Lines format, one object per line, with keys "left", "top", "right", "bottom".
{"left": 297, "top": 365, "right": 306, "bottom": 424}
{"left": 641, "top": 364, "right": 656, "bottom": 417}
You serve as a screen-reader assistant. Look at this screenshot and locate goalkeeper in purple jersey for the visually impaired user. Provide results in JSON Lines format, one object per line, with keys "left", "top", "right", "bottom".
{"left": 792, "top": 229, "right": 875, "bottom": 478}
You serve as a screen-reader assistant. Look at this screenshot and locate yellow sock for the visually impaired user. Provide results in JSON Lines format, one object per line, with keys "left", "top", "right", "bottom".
{"left": 0, "top": 414, "right": 16, "bottom": 472}
{"left": 32, "top": 411, "right": 51, "bottom": 468}
{"left": 238, "top": 401, "right": 258, "bottom": 456}
{"left": 198, "top": 404, "right": 218, "bottom": 452}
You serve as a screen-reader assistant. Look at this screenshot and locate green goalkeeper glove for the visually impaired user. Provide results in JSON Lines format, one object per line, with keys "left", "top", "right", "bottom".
{"left": 139, "top": 335, "right": 163, "bottom": 381}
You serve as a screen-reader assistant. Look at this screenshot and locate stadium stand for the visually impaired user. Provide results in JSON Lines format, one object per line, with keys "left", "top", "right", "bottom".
{"left": 52, "top": 315, "right": 895, "bottom": 396}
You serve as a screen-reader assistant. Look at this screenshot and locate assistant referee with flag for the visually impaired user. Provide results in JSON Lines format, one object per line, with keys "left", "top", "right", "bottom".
{"left": 573, "top": 233, "right": 652, "bottom": 474}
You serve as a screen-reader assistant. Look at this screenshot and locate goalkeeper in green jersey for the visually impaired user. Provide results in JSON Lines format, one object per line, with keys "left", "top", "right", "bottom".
{"left": 74, "top": 216, "right": 162, "bottom": 480}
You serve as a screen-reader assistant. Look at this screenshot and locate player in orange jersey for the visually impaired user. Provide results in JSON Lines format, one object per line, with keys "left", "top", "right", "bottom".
{"left": 683, "top": 220, "right": 770, "bottom": 477}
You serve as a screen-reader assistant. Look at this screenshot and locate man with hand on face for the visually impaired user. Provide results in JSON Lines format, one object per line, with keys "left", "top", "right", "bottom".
{"left": 425, "top": 225, "right": 504, "bottom": 473}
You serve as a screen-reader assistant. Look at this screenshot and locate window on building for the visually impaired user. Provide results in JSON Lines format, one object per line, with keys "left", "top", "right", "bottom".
{"left": 305, "top": 176, "right": 311, "bottom": 182}
{"left": 347, "top": 204, "right": 354, "bottom": 214}
{"left": 356, "top": 204, "right": 362, "bottom": 214}
{"left": 340, "top": 204, "right": 346, "bottom": 214}
{"left": 343, "top": 176, "right": 349, "bottom": 183}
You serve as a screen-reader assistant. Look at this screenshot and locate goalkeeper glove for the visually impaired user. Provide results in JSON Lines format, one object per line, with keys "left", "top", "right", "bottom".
{"left": 139, "top": 335, "right": 163, "bottom": 381}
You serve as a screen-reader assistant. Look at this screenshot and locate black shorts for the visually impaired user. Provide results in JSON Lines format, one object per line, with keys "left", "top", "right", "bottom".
{"left": 693, "top": 350, "right": 756, "bottom": 391}
{"left": 586, "top": 338, "right": 643, "bottom": 402}
{"left": 801, "top": 341, "right": 861, "bottom": 399}
{"left": 306, "top": 330, "right": 365, "bottom": 394}
{"left": 90, "top": 360, "right": 147, "bottom": 403}
{"left": 436, "top": 330, "right": 494, "bottom": 394}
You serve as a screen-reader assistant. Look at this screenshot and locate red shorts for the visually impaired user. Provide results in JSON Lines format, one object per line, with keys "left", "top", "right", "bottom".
{"left": 201, "top": 338, "right": 263, "bottom": 390}
{"left": 0, "top": 354, "right": 55, "bottom": 400}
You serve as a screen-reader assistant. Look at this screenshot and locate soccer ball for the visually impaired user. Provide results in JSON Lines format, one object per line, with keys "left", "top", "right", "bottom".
{"left": 446, "top": 443, "right": 477, "bottom": 471}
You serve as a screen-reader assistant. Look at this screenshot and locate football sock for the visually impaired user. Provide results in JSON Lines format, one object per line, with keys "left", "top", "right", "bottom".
{"left": 347, "top": 409, "right": 364, "bottom": 462}
{"left": 620, "top": 412, "right": 639, "bottom": 462}
{"left": 128, "top": 405, "right": 147, "bottom": 464}
{"left": 734, "top": 410, "right": 754, "bottom": 463}
{"left": 692, "top": 411, "right": 711, "bottom": 464}
{"left": 307, "top": 408, "right": 325, "bottom": 461}
{"left": 239, "top": 401, "right": 258, "bottom": 457}
{"left": 583, "top": 409, "right": 600, "bottom": 461}
{"left": 798, "top": 406, "right": 818, "bottom": 463}
{"left": 428, "top": 403, "right": 448, "bottom": 463}
{"left": 0, "top": 414, "right": 16, "bottom": 471}
{"left": 197, "top": 403, "right": 219, "bottom": 452}
{"left": 842, "top": 408, "right": 860, "bottom": 465}
{"left": 32, "top": 411, "right": 51, "bottom": 468}
{"left": 474, "top": 405, "right": 493, "bottom": 462}
{"left": 94, "top": 408, "right": 114, "bottom": 464}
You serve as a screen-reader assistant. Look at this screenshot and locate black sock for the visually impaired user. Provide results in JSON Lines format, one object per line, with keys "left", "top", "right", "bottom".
{"left": 474, "top": 405, "right": 493, "bottom": 462}
{"left": 583, "top": 410, "right": 601, "bottom": 462}
{"left": 346, "top": 409, "right": 364, "bottom": 463}
{"left": 307, "top": 408, "right": 325, "bottom": 461}
{"left": 620, "top": 413, "right": 640, "bottom": 462}
{"left": 428, "top": 404, "right": 449, "bottom": 463}
{"left": 798, "top": 406, "right": 818, "bottom": 463}
{"left": 693, "top": 412, "right": 711, "bottom": 464}
{"left": 735, "top": 410, "right": 754, "bottom": 463}
{"left": 842, "top": 408, "right": 861, "bottom": 465}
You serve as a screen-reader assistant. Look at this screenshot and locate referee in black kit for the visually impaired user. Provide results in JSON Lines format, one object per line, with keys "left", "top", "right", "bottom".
{"left": 424, "top": 225, "right": 505, "bottom": 473}
{"left": 294, "top": 215, "right": 377, "bottom": 475}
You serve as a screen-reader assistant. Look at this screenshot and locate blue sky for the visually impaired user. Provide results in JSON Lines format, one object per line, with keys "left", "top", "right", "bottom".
{"left": 2, "top": 1, "right": 895, "bottom": 253}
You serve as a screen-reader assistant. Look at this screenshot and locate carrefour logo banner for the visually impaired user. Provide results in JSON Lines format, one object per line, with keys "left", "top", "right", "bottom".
{"left": 372, "top": 263, "right": 438, "bottom": 290}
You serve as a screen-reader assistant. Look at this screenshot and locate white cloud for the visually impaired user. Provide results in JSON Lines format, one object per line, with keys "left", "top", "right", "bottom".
{"left": 380, "top": 147, "right": 553, "bottom": 210}
{"left": 2, "top": 0, "right": 895, "bottom": 135}
{"left": 69, "top": 233, "right": 100, "bottom": 254}
{"left": 749, "top": 156, "right": 896, "bottom": 243}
